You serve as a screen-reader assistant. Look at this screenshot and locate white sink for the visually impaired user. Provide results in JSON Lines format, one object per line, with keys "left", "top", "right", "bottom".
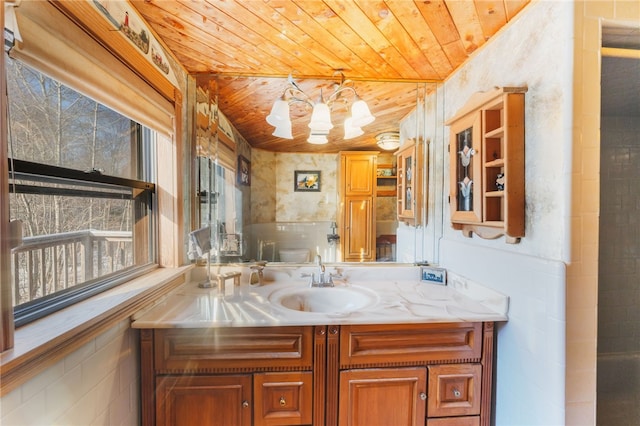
{"left": 269, "top": 286, "right": 378, "bottom": 314}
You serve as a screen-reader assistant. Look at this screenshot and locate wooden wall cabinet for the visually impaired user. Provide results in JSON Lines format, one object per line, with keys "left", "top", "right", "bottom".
{"left": 446, "top": 87, "right": 526, "bottom": 243}
{"left": 141, "top": 322, "right": 496, "bottom": 426}
{"left": 395, "top": 139, "right": 424, "bottom": 226}
{"left": 338, "top": 151, "right": 377, "bottom": 261}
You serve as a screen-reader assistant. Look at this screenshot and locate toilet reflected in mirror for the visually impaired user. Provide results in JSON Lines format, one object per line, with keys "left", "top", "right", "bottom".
{"left": 279, "top": 248, "right": 310, "bottom": 263}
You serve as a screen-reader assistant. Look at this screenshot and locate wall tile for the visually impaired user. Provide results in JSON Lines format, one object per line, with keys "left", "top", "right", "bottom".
{"left": 0, "top": 324, "right": 139, "bottom": 426}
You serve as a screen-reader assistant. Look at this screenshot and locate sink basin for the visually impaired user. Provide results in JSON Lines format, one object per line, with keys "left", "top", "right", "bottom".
{"left": 269, "top": 286, "right": 378, "bottom": 314}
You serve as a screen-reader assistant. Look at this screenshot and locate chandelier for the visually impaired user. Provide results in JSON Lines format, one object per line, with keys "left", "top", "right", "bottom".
{"left": 266, "top": 73, "right": 375, "bottom": 144}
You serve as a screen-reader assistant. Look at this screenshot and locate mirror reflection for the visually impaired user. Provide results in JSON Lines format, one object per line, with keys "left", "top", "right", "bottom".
{"left": 193, "top": 75, "right": 437, "bottom": 264}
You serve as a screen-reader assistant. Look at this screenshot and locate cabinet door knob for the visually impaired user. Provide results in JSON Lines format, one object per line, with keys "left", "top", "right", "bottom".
{"left": 279, "top": 396, "right": 286, "bottom": 407}
{"left": 453, "top": 389, "right": 461, "bottom": 398}
{"left": 419, "top": 392, "right": 427, "bottom": 400}
{"left": 242, "top": 400, "right": 249, "bottom": 408}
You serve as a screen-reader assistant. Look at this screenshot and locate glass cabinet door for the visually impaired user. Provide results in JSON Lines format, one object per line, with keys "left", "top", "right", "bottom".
{"left": 395, "top": 139, "right": 422, "bottom": 226}
{"left": 449, "top": 113, "right": 482, "bottom": 223}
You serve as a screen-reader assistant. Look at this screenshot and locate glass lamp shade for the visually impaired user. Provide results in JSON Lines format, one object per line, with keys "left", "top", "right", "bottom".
{"left": 307, "top": 132, "right": 329, "bottom": 144}
{"left": 308, "top": 102, "right": 333, "bottom": 131}
{"left": 376, "top": 139, "right": 400, "bottom": 150}
{"left": 266, "top": 98, "right": 290, "bottom": 127}
{"left": 343, "top": 117, "right": 364, "bottom": 139}
{"left": 375, "top": 132, "right": 400, "bottom": 151}
{"left": 272, "top": 121, "right": 293, "bottom": 139}
{"left": 350, "top": 98, "right": 375, "bottom": 127}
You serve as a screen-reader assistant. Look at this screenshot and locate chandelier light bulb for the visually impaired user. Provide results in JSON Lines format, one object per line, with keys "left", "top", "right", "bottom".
{"left": 307, "top": 131, "right": 329, "bottom": 144}
{"left": 308, "top": 102, "right": 333, "bottom": 131}
{"left": 272, "top": 121, "right": 293, "bottom": 139}
{"left": 343, "top": 117, "right": 364, "bottom": 139}
{"left": 265, "top": 74, "right": 374, "bottom": 143}
{"left": 350, "top": 98, "right": 375, "bottom": 127}
{"left": 266, "top": 98, "right": 290, "bottom": 127}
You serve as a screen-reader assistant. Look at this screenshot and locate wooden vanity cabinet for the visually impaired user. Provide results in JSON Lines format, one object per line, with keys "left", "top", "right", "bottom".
{"left": 140, "top": 326, "right": 316, "bottom": 426}
{"left": 336, "top": 322, "right": 492, "bottom": 426}
{"left": 140, "top": 322, "right": 495, "bottom": 426}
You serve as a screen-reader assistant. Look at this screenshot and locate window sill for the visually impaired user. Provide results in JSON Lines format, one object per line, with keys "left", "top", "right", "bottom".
{"left": 0, "top": 265, "right": 192, "bottom": 396}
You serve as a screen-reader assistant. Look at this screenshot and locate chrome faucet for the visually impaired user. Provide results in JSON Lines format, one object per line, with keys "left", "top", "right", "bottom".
{"left": 308, "top": 255, "right": 333, "bottom": 287}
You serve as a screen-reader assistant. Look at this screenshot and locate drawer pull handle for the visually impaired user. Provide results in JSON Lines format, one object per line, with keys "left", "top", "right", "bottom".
{"left": 419, "top": 392, "right": 427, "bottom": 401}
{"left": 453, "top": 389, "right": 461, "bottom": 398}
{"left": 242, "top": 400, "right": 249, "bottom": 408}
{"left": 279, "top": 396, "right": 287, "bottom": 407}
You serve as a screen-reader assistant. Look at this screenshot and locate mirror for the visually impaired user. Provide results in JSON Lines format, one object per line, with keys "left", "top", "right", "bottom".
{"left": 192, "top": 75, "right": 437, "bottom": 264}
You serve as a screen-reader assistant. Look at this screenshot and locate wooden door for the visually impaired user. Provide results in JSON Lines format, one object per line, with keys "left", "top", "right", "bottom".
{"left": 156, "top": 375, "right": 252, "bottom": 426}
{"left": 343, "top": 196, "right": 374, "bottom": 261}
{"left": 339, "top": 367, "right": 427, "bottom": 426}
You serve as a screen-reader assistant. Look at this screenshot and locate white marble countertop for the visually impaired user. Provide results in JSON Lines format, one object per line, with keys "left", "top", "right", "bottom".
{"left": 131, "top": 265, "right": 508, "bottom": 328}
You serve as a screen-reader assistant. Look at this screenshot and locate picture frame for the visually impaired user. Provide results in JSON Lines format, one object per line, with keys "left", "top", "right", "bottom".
{"left": 237, "top": 155, "right": 250, "bottom": 186}
{"left": 294, "top": 170, "right": 321, "bottom": 192}
{"left": 420, "top": 266, "right": 447, "bottom": 285}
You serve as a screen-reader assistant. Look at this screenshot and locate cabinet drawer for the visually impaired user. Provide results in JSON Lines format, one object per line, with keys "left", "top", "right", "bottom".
{"left": 427, "top": 364, "right": 481, "bottom": 417}
{"left": 254, "top": 372, "right": 313, "bottom": 426}
{"left": 155, "top": 327, "right": 313, "bottom": 372}
{"left": 427, "top": 416, "right": 479, "bottom": 426}
{"left": 340, "top": 323, "right": 482, "bottom": 367}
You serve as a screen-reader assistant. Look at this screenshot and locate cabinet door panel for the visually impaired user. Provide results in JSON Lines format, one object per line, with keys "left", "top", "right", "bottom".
{"left": 449, "top": 112, "right": 482, "bottom": 224}
{"left": 339, "top": 368, "right": 427, "bottom": 426}
{"left": 344, "top": 154, "right": 376, "bottom": 195}
{"left": 156, "top": 375, "right": 251, "bottom": 426}
{"left": 343, "top": 196, "right": 374, "bottom": 261}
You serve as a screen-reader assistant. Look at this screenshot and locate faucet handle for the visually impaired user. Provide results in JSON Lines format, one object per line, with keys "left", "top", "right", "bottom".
{"left": 300, "top": 272, "right": 315, "bottom": 286}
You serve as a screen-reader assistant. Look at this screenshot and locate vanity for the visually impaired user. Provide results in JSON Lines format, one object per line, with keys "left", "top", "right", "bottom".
{"left": 132, "top": 265, "right": 507, "bottom": 426}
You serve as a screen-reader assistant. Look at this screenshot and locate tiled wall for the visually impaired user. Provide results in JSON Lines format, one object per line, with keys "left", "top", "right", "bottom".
{"left": 441, "top": 240, "right": 566, "bottom": 425}
{"left": 438, "top": 1, "right": 574, "bottom": 424}
{"left": 567, "top": 2, "right": 639, "bottom": 425}
{"left": 0, "top": 319, "right": 139, "bottom": 425}
{"left": 248, "top": 221, "right": 337, "bottom": 262}
{"left": 598, "top": 116, "right": 640, "bottom": 354}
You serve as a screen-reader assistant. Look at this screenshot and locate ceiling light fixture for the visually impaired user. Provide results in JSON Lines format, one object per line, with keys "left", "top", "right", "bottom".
{"left": 375, "top": 131, "right": 401, "bottom": 151}
{"left": 266, "top": 73, "right": 375, "bottom": 144}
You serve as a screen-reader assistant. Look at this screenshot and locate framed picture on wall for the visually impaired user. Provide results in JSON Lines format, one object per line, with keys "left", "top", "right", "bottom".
{"left": 237, "top": 155, "right": 250, "bottom": 186}
{"left": 294, "top": 170, "right": 321, "bottom": 192}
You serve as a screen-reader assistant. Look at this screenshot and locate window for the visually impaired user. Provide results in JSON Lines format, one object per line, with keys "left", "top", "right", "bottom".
{"left": 6, "top": 57, "right": 157, "bottom": 326}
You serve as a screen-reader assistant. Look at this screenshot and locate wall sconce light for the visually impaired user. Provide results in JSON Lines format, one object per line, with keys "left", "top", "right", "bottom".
{"left": 375, "top": 131, "right": 401, "bottom": 151}
{"left": 266, "top": 73, "right": 375, "bottom": 144}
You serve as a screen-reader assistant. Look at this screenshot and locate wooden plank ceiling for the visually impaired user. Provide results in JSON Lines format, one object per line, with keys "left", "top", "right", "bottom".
{"left": 131, "top": 0, "right": 531, "bottom": 153}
